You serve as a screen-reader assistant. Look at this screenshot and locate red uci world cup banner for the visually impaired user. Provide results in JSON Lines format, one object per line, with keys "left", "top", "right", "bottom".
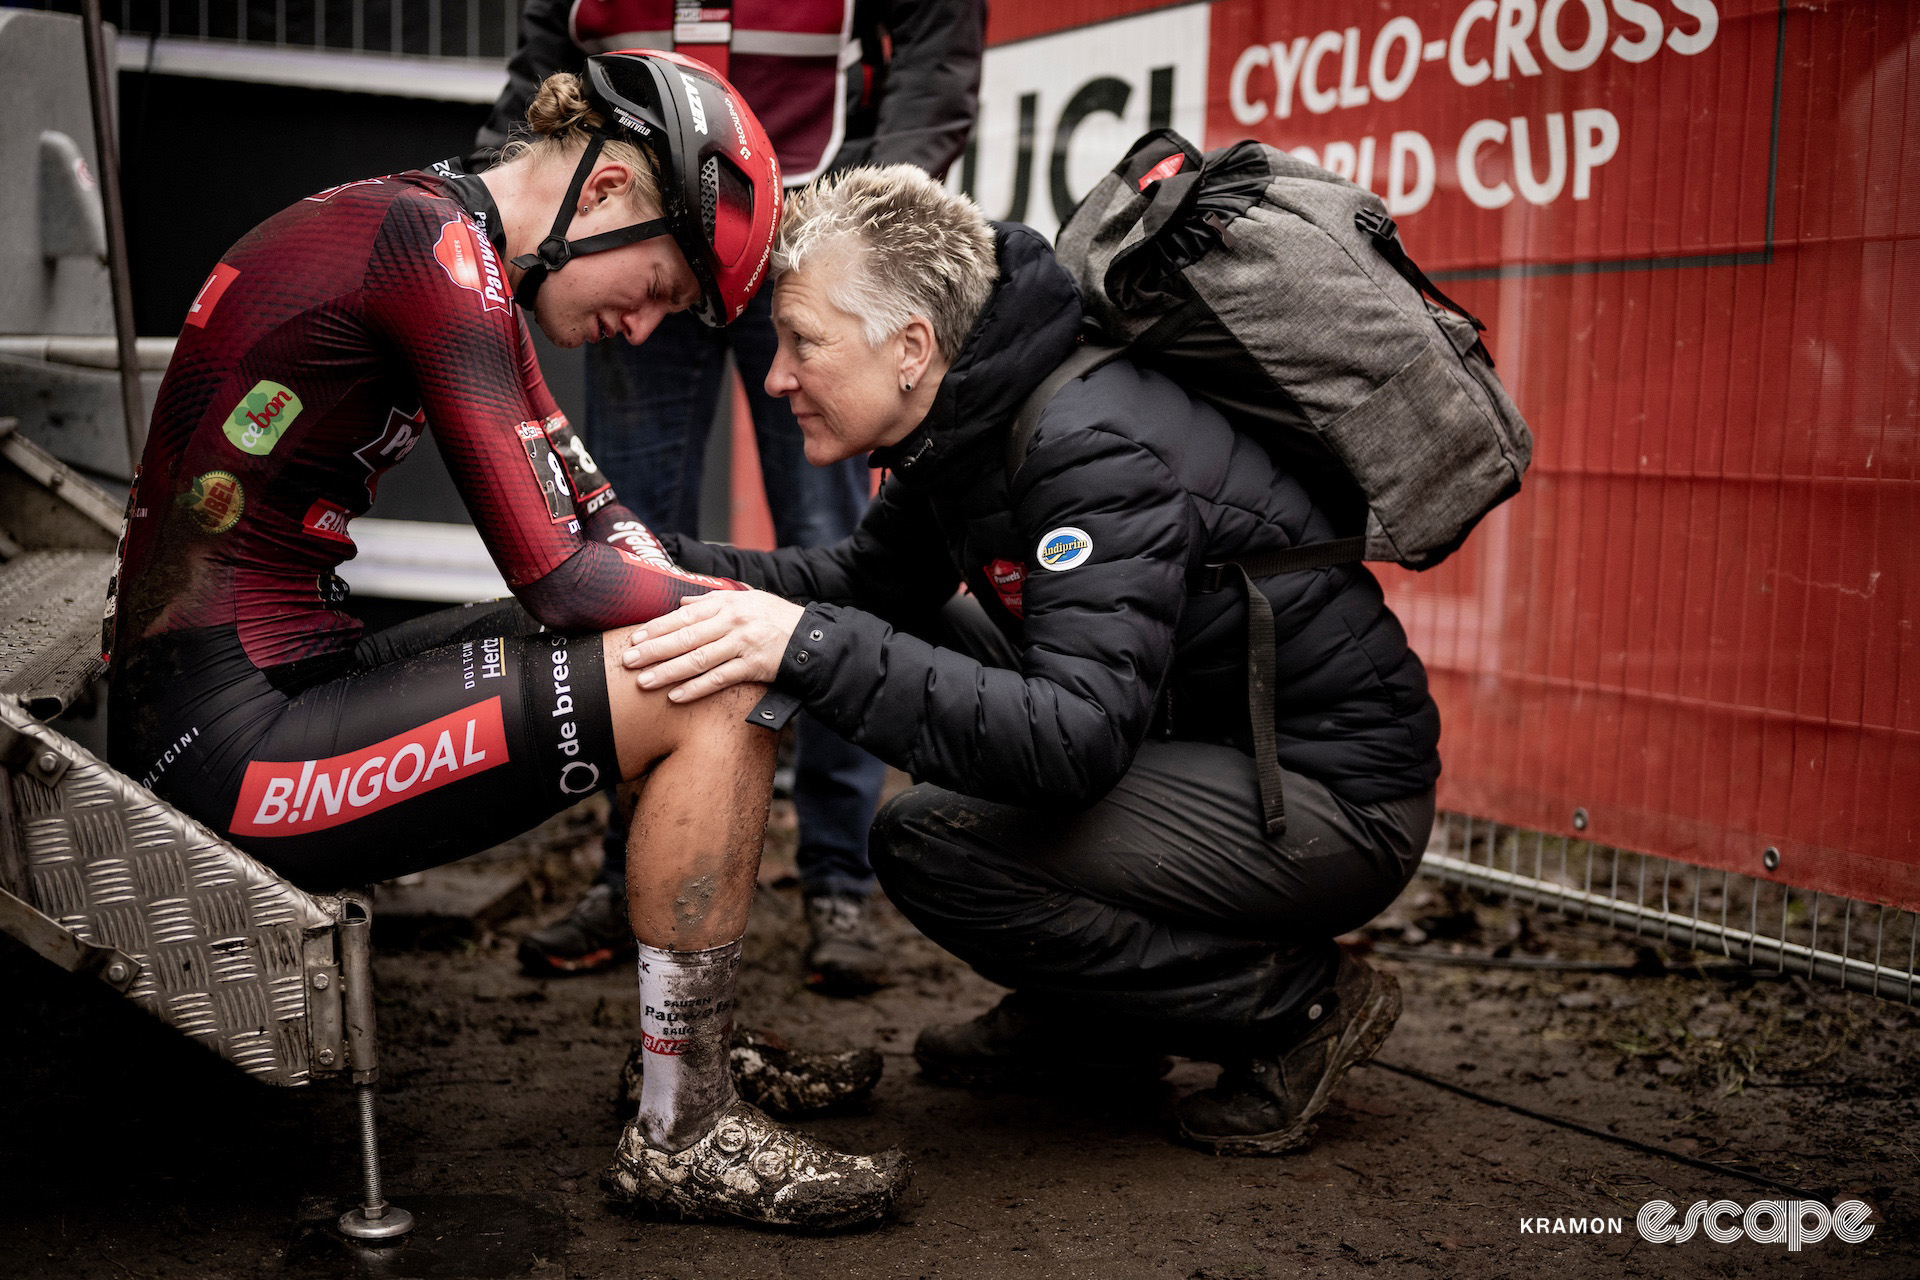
{"left": 964, "top": 0, "right": 1774, "bottom": 262}
{"left": 961, "top": 1, "right": 1920, "bottom": 910}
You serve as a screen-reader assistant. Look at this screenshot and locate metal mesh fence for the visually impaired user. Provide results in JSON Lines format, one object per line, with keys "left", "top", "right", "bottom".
{"left": 19, "top": 0, "right": 523, "bottom": 60}
{"left": 1425, "top": 811, "right": 1920, "bottom": 1003}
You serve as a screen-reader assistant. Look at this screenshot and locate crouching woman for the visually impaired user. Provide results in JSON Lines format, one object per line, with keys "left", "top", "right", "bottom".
{"left": 623, "top": 166, "right": 1440, "bottom": 1154}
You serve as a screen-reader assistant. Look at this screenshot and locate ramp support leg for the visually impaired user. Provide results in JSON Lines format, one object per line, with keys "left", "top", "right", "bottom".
{"left": 335, "top": 897, "right": 414, "bottom": 1241}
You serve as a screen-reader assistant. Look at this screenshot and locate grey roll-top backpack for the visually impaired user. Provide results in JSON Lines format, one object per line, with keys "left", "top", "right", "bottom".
{"left": 1011, "top": 129, "right": 1533, "bottom": 835}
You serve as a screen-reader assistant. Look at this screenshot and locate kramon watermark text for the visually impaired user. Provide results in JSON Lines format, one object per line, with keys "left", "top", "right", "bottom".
{"left": 1519, "top": 1199, "right": 1876, "bottom": 1249}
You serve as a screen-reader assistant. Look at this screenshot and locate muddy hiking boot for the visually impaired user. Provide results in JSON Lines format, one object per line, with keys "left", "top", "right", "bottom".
{"left": 602, "top": 1098, "right": 911, "bottom": 1231}
{"left": 915, "top": 991, "right": 1172, "bottom": 1091}
{"left": 517, "top": 881, "right": 636, "bottom": 977}
{"left": 803, "top": 892, "right": 887, "bottom": 997}
{"left": 1174, "top": 950, "right": 1401, "bottom": 1156}
{"left": 617, "top": 1026, "right": 884, "bottom": 1120}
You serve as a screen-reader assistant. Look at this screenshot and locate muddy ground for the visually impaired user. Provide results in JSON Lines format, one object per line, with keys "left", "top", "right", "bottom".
{"left": 2, "top": 791, "right": 1916, "bottom": 1280}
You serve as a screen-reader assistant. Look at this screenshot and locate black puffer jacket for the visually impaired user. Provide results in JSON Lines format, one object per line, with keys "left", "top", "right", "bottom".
{"left": 664, "top": 226, "right": 1441, "bottom": 807}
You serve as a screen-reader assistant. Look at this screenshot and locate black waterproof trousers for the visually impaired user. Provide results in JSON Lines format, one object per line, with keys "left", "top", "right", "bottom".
{"left": 869, "top": 608, "right": 1434, "bottom": 1060}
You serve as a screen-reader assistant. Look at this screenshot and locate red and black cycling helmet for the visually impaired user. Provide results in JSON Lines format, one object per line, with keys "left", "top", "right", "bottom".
{"left": 511, "top": 49, "right": 782, "bottom": 327}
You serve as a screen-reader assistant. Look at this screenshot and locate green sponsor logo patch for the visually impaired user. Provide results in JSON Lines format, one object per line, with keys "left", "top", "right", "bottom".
{"left": 222, "top": 379, "right": 302, "bottom": 456}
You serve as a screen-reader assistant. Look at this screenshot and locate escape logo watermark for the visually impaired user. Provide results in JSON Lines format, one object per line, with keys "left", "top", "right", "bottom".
{"left": 1520, "top": 1200, "right": 1876, "bottom": 1249}
{"left": 1637, "top": 1199, "right": 1875, "bottom": 1250}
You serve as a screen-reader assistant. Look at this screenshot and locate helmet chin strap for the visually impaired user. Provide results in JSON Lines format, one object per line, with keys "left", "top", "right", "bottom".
{"left": 510, "top": 133, "right": 670, "bottom": 310}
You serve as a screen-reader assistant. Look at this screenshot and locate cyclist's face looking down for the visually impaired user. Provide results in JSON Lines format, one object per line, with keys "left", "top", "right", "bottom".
{"left": 532, "top": 231, "right": 700, "bottom": 349}
{"left": 495, "top": 153, "right": 701, "bottom": 348}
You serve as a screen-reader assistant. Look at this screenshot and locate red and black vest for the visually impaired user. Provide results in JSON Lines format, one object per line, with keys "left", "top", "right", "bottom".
{"left": 566, "top": 1, "right": 858, "bottom": 185}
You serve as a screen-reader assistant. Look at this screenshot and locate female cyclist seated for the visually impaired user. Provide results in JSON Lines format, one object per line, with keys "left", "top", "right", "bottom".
{"left": 104, "top": 51, "right": 906, "bottom": 1232}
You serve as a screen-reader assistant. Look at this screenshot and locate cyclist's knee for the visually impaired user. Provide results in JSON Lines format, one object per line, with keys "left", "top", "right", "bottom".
{"left": 601, "top": 633, "right": 770, "bottom": 775}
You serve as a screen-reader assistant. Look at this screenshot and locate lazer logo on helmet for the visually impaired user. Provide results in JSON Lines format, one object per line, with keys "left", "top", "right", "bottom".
{"left": 231, "top": 697, "right": 508, "bottom": 836}
{"left": 679, "top": 72, "right": 710, "bottom": 133}
{"left": 222, "top": 380, "right": 302, "bottom": 456}
{"left": 433, "top": 218, "right": 510, "bottom": 313}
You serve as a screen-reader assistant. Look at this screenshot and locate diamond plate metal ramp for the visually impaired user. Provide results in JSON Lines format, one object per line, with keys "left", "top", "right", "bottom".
{"left": 0, "top": 697, "right": 417, "bottom": 1236}
{"left": 0, "top": 697, "right": 342, "bottom": 1085}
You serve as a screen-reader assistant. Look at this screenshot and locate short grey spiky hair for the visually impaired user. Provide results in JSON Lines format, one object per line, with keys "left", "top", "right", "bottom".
{"left": 773, "top": 165, "right": 998, "bottom": 358}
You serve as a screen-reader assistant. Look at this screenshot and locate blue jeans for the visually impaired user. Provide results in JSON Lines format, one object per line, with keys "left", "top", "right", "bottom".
{"left": 585, "top": 285, "right": 886, "bottom": 899}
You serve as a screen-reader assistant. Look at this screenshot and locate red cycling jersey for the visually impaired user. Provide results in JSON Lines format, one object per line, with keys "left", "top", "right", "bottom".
{"left": 108, "top": 162, "right": 735, "bottom": 674}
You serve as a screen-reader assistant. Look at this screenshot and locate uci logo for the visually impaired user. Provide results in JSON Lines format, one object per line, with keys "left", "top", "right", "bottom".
{"left": 1036, "top": 526, "right": 1093, "bottom": 572}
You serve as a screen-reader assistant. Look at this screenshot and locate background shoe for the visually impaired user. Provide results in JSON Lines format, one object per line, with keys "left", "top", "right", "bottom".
{"left": 803, "top": 892, "right": 887, "bottom": 996}
{"left": 617, "top": 1026, "right": 883, "bottom": 1119}
{"left": 914, "top": 992, "right": 1171, "bottom": 1091}
{"left": 1173, "top": 951, "right": 1402, "bottom": 1156}
{"left": 602, "top": 1098, "right": 911, "bottom": 1231}
{"left": 516, "top": 881, "right": 636, "bottom": 977}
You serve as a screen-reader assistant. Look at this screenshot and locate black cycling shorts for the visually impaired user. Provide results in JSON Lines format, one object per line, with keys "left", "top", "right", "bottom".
{"left": 108, "top": 600, "right": 618, "bottom": 890}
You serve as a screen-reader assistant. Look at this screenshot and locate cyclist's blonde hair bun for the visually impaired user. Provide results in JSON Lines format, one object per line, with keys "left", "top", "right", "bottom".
{"left": 503, "top": 73, "right": 663, "bottom": 217}
{"left": 525, "top": 72, "right": 604, "bottom": 142}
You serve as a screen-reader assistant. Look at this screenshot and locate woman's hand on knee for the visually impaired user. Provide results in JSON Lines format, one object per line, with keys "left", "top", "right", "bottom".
{"left": 621, "top": 589, "right": 805, "bottom": 703}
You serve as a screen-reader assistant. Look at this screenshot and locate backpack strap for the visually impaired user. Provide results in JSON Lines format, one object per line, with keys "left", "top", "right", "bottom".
{"left": 1354, "top": 208, "right": 1486, "bottom": 334}
{"left": 1202, "top": 537, "right": 1365, "bottom": 839}
{"left": 1004, "top": 342, "right": 1126, "bottom": 482}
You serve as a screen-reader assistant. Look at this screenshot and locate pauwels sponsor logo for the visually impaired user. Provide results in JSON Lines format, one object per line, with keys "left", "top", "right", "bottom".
{"left": 433, "top": 218, "right": 510, "bottom": 313}
{"left": 178, "top": 471, "right": 244, "bottom": 534}
{"left": 302, "top": 499, "right": 354, "bottom": 544}
{"left": 984, "top": 558, "right": 1028, "bottom": 618}
{"left": 231, "top": 697, "right": 508, "bottom": 836}
{"left": 222, "top": 380, "right": 302, "bottom": 456}
{"left": 545, "top": 643, "right": 601, "bottom": 799}
{"left": 185, "top": 263, "right": 239, "bottom": 329}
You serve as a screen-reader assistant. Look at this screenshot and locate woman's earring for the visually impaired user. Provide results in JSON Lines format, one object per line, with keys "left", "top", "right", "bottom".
{"left": 902, "top": 380, "right": 914, "bottom": 392}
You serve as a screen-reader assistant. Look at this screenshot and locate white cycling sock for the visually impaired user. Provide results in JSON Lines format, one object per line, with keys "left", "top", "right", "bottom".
{"left": 635, "top": 940, "right": 740, "bottom": 1151}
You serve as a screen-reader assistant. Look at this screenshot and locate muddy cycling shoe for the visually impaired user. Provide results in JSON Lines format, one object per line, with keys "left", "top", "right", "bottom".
{"left": 1174, "top": 951, "right": 1402, "bottom": 1156}
{"left": 602, "top": 1099, "right": 911, "bottom": 1230}
{"left": 914, "top": 991, "right": 1171, "bottom": 1092}
{"left": 516, "top": 881, "right": 637, "bottom": 977}
{"left": 803, "top": 892, "right": 887, "bottom": 997}
{"left": 617, "top": 1026, "right": 884, "bottom": 1120}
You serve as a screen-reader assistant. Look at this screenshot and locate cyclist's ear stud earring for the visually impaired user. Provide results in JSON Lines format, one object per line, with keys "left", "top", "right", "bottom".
{"left": 902, "top": 380, "right": 913, "bottom": 392}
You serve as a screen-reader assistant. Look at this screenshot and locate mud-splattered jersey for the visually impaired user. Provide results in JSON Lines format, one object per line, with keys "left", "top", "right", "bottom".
{"left": 109, "top": 165, "right": 735, "bottom": 673}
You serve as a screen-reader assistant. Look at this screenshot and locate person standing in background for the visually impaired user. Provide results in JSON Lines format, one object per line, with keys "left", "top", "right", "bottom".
{"left": 479, "top": 1, "right": 985, "bottom": 993}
